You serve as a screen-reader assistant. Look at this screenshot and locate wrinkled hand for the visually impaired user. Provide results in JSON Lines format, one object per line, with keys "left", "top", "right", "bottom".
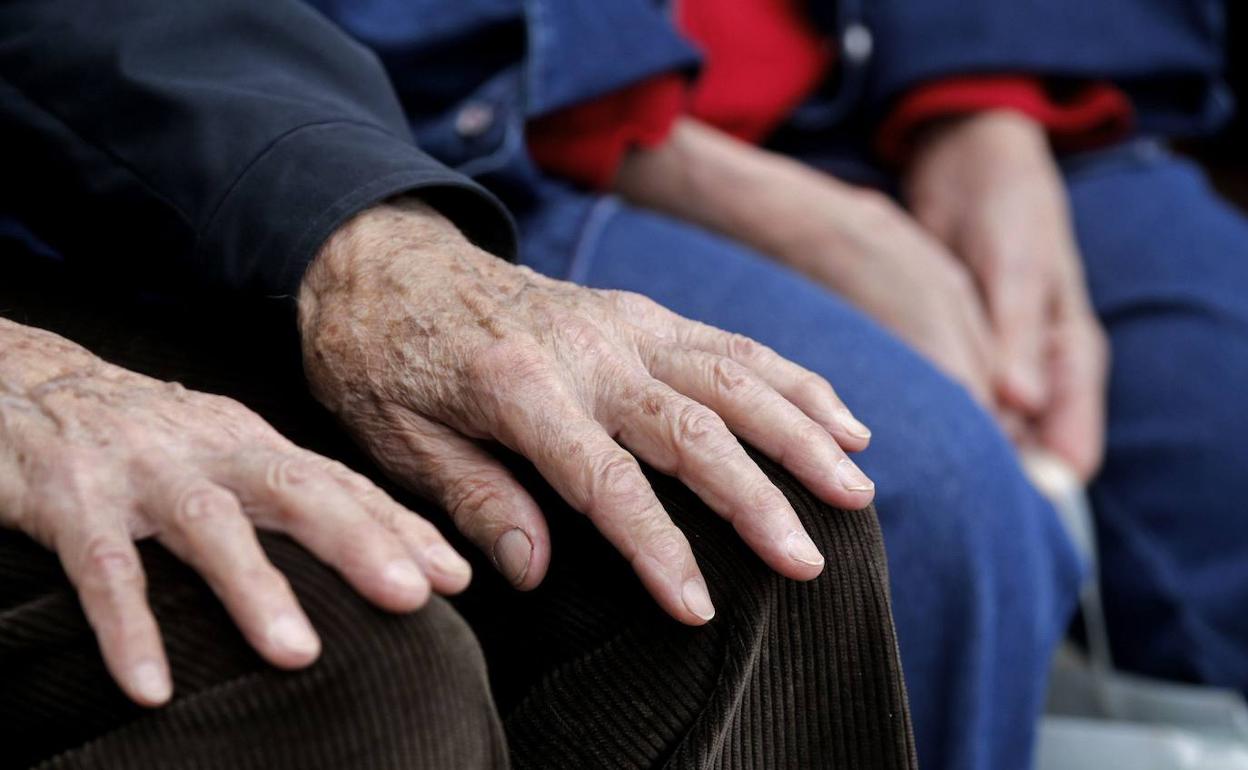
{"left": 906, "top": 111, "right": 1109, "bottom": 479}
{"left": 298, "top": 199, "right": 875, "bottom": 626}
{"left": 0, "top": 319, "right": 471, "bottom": 707}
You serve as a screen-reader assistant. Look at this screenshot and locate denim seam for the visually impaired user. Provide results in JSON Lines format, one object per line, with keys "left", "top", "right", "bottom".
{"left": 566, "top": 196, "right": 621, "bottom": 285}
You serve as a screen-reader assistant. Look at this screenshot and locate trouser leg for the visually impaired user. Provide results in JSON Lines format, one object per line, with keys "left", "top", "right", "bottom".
{"left": 0, "top": 530, "right": 508, "bottom": 770}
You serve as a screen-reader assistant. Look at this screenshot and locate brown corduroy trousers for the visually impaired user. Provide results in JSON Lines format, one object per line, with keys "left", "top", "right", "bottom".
{"left": 0, "top": 253, "right": 917, "bottom": 770}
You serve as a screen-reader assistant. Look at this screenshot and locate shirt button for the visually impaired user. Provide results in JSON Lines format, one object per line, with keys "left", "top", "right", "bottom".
{"left": 455, "top": 102, "right": 495, "bottom": 139}
{"left": 842, "top": 23, "right": 874, "bottom": 64}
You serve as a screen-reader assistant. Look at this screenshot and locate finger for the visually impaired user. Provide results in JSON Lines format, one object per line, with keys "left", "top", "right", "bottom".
{"left": 614, "top": 294, "right": 872, "bottom": 451}
{"left": 356, "top": 413, "right": 550, "bottom": 591}
{"left": 57, "top": 514, "right": 170, "bottom": 707}
{"left": 1037, "top": 317, "right": 1108, "bottom": 482}
{"left": 977, "top": 238, "right": 1050, "bottom": 414}
{"left": 309, "top": 453, "right": 476, "bottom": 595}
{"left": 137, "top": 462, "right": 320, "bottom": 669}
{"left": 953, "top": 285, "right": 1000, "bottom": 406}
{"left": 609, "top": 374, "right": 830, "bottom": 582}
{"left": 641, "top": 342, "right": 873, "bottom": 511}
{"left": 212, "top": 450, "right": 430, "bottom": 613}
{"left": 489, "top": 378, "right": 714, "bottom": 625}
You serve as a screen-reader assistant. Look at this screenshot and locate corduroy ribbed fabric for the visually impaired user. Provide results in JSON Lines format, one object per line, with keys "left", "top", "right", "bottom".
{"left": 0, "top": 250, "right": 917, "bottom": 769}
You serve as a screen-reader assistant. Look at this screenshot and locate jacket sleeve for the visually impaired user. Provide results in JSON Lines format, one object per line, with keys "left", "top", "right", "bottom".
{"left": 804, "top": 0, "right": 1228, "bottom": 136}
{"left": 0, "top": 0, "right": 516, "bottom": 298}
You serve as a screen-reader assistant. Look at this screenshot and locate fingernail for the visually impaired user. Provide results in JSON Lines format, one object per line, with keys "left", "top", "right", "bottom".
{"left": 839, "top": 409, "right": 872, "bottom": 440}
{"left": 131, "top": 660, "right": 171, "bottom": 704}
{"left": 493, "top": 529, "right": 532, "bottom": 586}
{"left": 427, "top": 544, "right": 472, "bottom": 580}
{"left": 383, "top": 560, "right": 426, "bottom": 594}
{"left": 836, "top": 458, "right": 875, "bottom": 492}
{"left": 785, "top": 531, "right": 825, "bottom": 567}
{"left": 681, "top": 578, "right": 716, "bottom": 621}
{"left": 266, "top": 613, "right": 320, "bottom": 657}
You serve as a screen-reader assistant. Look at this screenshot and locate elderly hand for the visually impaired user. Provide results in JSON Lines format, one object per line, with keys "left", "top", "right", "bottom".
{"left": 906, "top": 111, "right": 1109, "bottom": 479}
{"left": 0, "top": 318, "right": 471, "bottom": 707}
{"left": 298, "top": 199, "right": 875, "bottom": 626}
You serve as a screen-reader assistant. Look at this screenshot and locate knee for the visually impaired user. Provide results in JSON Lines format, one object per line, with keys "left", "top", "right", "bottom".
{"left": 864, "top": 378, "right": 1083, "bottom": 647}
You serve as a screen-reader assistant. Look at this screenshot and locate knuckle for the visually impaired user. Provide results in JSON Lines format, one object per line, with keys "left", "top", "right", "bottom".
{"left": 81, "top": 537, "right": 143, "bottom": 591}
{"left": 709, "top": 357, "right": 753, "bottom": 396}
{"left": 744, "top": 481, "right": 789, "bottom": 518}
{"left": 172, "top": 482, "right": 238, "bottom": 529}
{"left": 236, "top": 563, "right": 291, "bottom": 597}
{"left": 588, "top": 451, "right": 648, "bottom": 511}
{"left": 558, "top": 318, "right": 612, "bottom": 359}
{"left": 793, "top": 371, "right": 835, "bottom": 404}
{"left": 264, "top": 457, "right": 313, "bottom": 496}
{"left": 725, "top": 333, "right": 766, "bottom": 364}
{"left": 639, "top": 525, "right": 689, "bottom": 567}
{"left": 606, "top": 290, "right": 657, "bottom": 318}
{"left": 469, "top": 339, "right": 551, "bottom": 389}
{"left": 672, "top": 402, "right": 728, "bottom": 449}
{"left": 444, "top": 475, "right": 508, "bottom": 526}
{"left": 791, "top": 419, "right": 832, "bottom": 452}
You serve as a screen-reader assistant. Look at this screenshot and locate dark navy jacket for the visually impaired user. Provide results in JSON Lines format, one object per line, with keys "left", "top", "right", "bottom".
{"left": 0, "top": 0, "right": 515, "bottom": 297}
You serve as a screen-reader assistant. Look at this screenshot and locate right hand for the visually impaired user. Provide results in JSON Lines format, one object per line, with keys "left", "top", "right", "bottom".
{"left": 299, "top": 199, "right": 876, "bottom": 626}
{"left": 0, "top": 318, "right": 472, "bottom": 707}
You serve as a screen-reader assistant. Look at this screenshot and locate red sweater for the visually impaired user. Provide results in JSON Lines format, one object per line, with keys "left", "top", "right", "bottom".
{"left": 528, "top": 0, "right": 1134, "bottom": 189}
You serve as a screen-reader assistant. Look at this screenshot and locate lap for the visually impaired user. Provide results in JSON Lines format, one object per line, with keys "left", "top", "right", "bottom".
{"left": 0, "top": 529, "right": 504, "bottom": 770}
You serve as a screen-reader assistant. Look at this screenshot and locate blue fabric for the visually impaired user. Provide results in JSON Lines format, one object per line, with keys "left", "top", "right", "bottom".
{"left": 306, "top": 0, "right": 1231, "bottom": 199}
{"left": 1067, "top": 142, "right": 1248, "bottom": 691}
{"left": 516, "top": 180, "right": 1086, "bottom": 770}
{"left": 304, "top": 0, "right": 698, "bottom": 202}
{"left": 514, "top": 141, "right": 1248, "bottom": 768}
{"left": 846, "top": 0, "right": 1228, "bottom": 134}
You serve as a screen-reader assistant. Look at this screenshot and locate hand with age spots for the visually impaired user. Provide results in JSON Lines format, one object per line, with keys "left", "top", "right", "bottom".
{"left": 298, "top": 198, "right": 876, "bottom": 626}
{"left": 0, "top": 318, "right": 472, "bottom": 707}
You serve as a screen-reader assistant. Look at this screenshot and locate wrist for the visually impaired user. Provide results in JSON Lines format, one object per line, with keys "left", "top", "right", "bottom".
{"left": 299, "top": 199, "right": 464, "bottom": 323}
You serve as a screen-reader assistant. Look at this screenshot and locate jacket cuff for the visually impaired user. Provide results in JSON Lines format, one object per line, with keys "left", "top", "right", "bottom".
{"left": 196, "top": 120, "right": 517, "bottom": 298}
{"left": 527, "top": 75, "right": 687, "bottom": 190}
{"left": 877, "top": 76, "right": 1134, "bottom": 165}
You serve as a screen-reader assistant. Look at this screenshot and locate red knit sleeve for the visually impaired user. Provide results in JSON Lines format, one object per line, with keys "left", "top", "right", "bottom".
{"left": 526, "top": 75, "right": 687, "bottom": 190}
{"left": 877, "top": 76, "right": 1134, "bottom": 165}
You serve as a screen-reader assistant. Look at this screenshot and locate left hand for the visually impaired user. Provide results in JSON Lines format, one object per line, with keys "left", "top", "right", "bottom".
{"left": 905, "top": 111, "right": 1109, "bottom": 480}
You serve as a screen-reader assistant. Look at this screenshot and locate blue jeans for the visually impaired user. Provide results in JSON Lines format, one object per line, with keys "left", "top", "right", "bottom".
{"left": 516, "top": 142, "right": 1248, "bottom": 769}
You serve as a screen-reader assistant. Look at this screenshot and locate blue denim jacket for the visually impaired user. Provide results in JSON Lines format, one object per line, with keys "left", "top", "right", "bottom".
{"left": 308, "top": 0, "right": 1229, "bottom": 198}
{"left": 307, "top": 0, "right": 698, "bottom": 211}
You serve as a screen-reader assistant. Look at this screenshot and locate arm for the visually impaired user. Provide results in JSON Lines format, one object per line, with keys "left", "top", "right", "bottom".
{"left": 4, "top": 0, "right": 877, "bottom": 639}
{"left": 0, "top": 0, "right": 514, "bottom": 295}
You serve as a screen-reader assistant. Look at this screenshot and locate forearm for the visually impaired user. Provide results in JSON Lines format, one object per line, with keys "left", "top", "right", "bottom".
{"left": 0, "top": 0, "right": 512, "bottom": 296}
{"left": 613, "top": 118, "right": 840, "bottom": 272}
